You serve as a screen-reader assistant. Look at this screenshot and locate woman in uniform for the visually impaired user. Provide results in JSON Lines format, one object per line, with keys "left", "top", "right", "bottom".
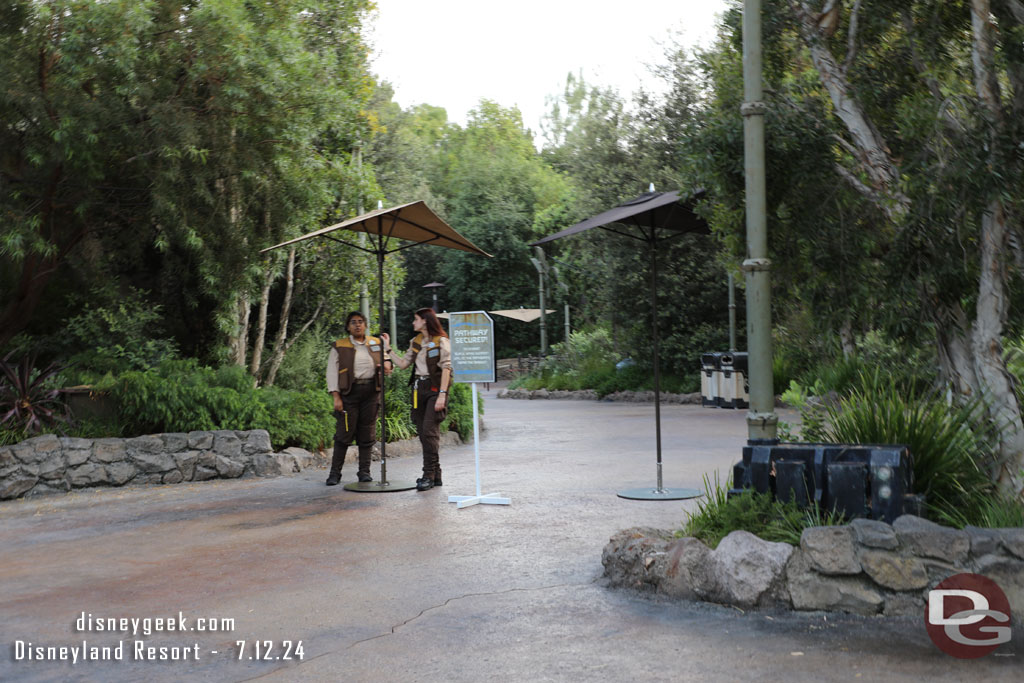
{"left": 325, "top": 311, "right": 390, "bottom": 486}
{"left": 381, "top": 307, "right": 451, "bottom": 491}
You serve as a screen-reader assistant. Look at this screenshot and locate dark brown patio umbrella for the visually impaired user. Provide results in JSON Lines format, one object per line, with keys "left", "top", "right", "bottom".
{"left": 532, "top": 188, "right": 708, "bottom": 501}
{"left": 263, "top": 200, "right": 491, "bottom": 492}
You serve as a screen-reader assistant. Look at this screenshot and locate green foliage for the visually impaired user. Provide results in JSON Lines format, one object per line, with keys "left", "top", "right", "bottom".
{"left": 440, "top": 382, "right": 481, "bottom": 442}
{"left": 508, "top": 326, "right": 698, "bottom": 395}
{"left": 273, "top": 323, "right": 332, "bottom": 392}
{"left": 101, "top": 358, "right": 330, "bottom": 450}
{"left": 62, "top": 288, "right": 179, "bottom": 377}
{"left": 814, "top": 372, "right": 996, "bottom": 524}
{"left": 935, "top": 493, "right": 1024, "bottom": 530}
{"left": 257, "top": 386, "right": 333, "bottom": 452}
{"left": 680, "top": 472, "right": 844, "bottom": 549}
{"left": 112, "top": 359, "right": 269, "bottom": 436}
{"left": 0, "top": 0, "right": 377, "bottom": 357}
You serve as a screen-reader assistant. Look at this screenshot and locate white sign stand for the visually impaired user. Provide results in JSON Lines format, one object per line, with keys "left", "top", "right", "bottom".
{"left": 447, "top": 383, "right": 510, "bottom": 508}
{"left": 446, "top": 311, "right": 510, "bottom": 509}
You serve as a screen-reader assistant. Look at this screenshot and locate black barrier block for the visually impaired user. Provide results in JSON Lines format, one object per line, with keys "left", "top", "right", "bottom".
{"left": 731, "top": 442, "right": 916, "bottom": 522}
{"left": 869, "top": 446, "right": 912, "bottom": 523}
{"left": 749, "top": 445, "right": 775, "bottom": 494}
{"left": 776, "top": 460, "right": 809, "bottom": 505}
{"left": 733, "top": 461, "right": 751, "bottom": 489}
{"left": 827, "top": 462, "right": 868, "bottom": 519}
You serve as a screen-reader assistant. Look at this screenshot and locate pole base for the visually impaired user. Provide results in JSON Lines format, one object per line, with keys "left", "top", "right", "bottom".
{"left": 616, "top": 487, "right": 703, "bottom": 501}
{"left": 447, "top": 492, "right": 511, "bottom": 509}
{"left": 343, "top": 480, "right": 418, "bottom": 493}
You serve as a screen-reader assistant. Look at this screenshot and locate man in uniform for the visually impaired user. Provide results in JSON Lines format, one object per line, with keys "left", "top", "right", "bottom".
{"left": 325, "top": 312, "right": 390, "bottom": 486}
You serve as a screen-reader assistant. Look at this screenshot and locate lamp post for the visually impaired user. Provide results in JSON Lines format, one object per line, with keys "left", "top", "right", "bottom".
{"left": 529, "top": 247, "right": 548, "bottom": 356}
{"left": 422, "top": 281, "right": 445, "bottom": 312}
{"left": 742, "top": 0, "right": 777, "bottom": 441}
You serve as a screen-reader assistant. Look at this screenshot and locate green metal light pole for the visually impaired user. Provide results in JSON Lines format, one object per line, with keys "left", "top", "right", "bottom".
{"left": 530, "top": 247, "right": 548, "bottom": 356}
{"left": 742, "top": 0, "right": 778, "bottom": 440}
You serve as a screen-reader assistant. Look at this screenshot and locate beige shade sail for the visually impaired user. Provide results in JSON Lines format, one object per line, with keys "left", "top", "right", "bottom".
{"left": 489, "top": 309, "right": 556, "bottom": 323}
{"left": 436, "top": 309, "right": 554, "bottom": 322}
{"left": 260, "top": 200, "right": 490, "bottom": 256}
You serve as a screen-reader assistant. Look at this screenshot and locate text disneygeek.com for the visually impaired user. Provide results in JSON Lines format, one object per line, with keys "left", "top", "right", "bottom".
{"left": 11, "top": 612, "right": 305, "bottom": 664}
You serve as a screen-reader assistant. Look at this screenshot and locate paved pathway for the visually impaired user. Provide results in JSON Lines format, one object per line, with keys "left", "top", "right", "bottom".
{"left": 1, "top": 388, "right": 1020, "bottom": 681}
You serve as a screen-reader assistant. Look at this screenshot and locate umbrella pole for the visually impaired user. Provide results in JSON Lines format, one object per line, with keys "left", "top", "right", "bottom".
{"left": 650, "top": 240, "right": 663, "bottom": 492}
{"left": 344, "top": 223, "right": 417, "bottom": 492}
{"left": 378, "top": 245, "right": 388, "bottom": 484}
{"left": 616, "top": 233, "right": 699, "bottom": 502}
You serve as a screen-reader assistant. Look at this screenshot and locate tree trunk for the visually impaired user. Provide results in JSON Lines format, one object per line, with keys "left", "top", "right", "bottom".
{"left": 934, "top": 303, "right": 981, "bottom": 398}
{"left": 969, "top": 0, "right": 1024, "bottom": 497}
{"left": 249, "top": 262, "right": 275, "bottom": 382}
{"left": 263, "top": 249, "right": 296, "bottom": 387}
{"left": 838, "top": 318, "right": 856, "bottom": 358}
{"left": 230, "top": 293, "right": 250, "bottom": 367}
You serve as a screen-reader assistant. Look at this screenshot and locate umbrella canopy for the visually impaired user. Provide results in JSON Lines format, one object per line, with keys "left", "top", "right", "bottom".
{"left": 532, "top": 190, "right": 707, "bottom": 246}
{"left": 530, "top": 188, "right": 710, "bottom": 501}
{"left": 261, "top": 200, "right": 490, "bottom": 256}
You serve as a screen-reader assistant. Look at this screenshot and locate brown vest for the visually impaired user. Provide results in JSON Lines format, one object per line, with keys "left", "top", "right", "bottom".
{"left": 407, "top": 333, "right": 445, "bottom": 388}
{"left": 333, "top": 336, "right": 383, "bottom": 394}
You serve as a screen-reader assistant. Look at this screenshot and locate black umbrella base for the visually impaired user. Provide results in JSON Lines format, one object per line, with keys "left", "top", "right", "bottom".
{"left": 616, "top": 487, "right": 703, "bottom": 501}
{"left": 343, "top": 480, "right": 419, "bottom": 493}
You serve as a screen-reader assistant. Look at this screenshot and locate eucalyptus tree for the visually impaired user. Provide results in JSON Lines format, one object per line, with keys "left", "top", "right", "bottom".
{"left": 692, "top": 1, "right": 1024, "bottom": 494}
{"left": 0, "top": 0, "right": 376, "bottom": 361}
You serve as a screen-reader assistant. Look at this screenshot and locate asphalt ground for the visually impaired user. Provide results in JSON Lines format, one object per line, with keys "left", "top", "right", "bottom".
{"left": 1, "top": 385, "right": 1020, "bottom": 682}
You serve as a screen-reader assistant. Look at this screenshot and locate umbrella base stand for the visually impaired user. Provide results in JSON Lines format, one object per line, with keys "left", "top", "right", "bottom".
{"left": 344, "top": 458, "right": 417, "bottom": 492}
{"left": 344, "top": 480, "right": 418, "bottom": 492}
{"left": 617, "top": 486, "right": 703, "bottom": 501}
{"left": 447, "top": 492, "right": 511, "bottom": 509}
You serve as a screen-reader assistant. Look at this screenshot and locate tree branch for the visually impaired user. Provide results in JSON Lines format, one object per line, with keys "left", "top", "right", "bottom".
{"left": 844, "top": 0, "right": 863, "bottom": 74}
{"left": 790, "top": 0, "right": 910, "bottom": 222}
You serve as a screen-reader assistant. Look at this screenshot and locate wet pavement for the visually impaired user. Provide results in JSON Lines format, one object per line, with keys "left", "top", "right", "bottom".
{"left": 1, "top": 386, "right": 1020, "bottom": 682}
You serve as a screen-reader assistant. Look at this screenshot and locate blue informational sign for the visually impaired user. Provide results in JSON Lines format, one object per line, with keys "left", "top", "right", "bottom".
{"left": 449, "top": 311, "right": 495, "bottom": 383}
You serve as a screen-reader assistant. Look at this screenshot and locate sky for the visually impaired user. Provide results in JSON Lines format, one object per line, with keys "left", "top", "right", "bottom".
{"left": 368, "top": 1, "right": 732, "bottom": 142}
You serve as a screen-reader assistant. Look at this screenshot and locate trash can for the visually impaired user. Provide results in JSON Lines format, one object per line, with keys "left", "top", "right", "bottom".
{"left": 700, "top": 352, "right": 722, "bottom": 407}
{"left": 719, "top": 352, "right": 749, "bottom": 409}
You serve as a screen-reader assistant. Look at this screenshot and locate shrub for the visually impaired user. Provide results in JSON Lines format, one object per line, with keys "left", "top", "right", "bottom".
{"left": 680, "top": 472, "right": 844, "bottom": 548}
{"left": 112, "top": 359, "right": 268, "bottom": 435}
{"left": 63, "top": 287, "right": 179, "bottom": 377}
{"left": 273, "top": 323, "right": 334, "bottom": 392}
{"left": 0, "top": 353, "right": 71, "bottom": 436}
{"left": 813, "top": 371, "right": 995, "bottom": 524}
{"left": 258, "top": 386, "right": 333, "bottom": 451}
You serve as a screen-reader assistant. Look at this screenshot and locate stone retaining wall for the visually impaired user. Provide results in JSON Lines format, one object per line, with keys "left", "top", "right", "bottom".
{"left": 602, "top": 515, "right": 1024, "bottom": 619}
{"left": 0, "top": 428, "right": 469, "bottom": 501}
{"left": 0, "top": 430, "right": 306, "bottom": 500}
{"left": 498, "top": 388, "right": 703, "bottom": 404}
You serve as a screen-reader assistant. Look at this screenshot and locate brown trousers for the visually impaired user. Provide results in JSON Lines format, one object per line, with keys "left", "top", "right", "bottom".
{"left": 411, "top": 381, "right": 446, "bottom": 481}
{"left": 330, "top": 382, "right": 379, "bottom": 479}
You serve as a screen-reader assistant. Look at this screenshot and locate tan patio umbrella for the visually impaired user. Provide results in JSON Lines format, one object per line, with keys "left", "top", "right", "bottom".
{"left": 262, "top": 200, "right": 491, "bottom": 492}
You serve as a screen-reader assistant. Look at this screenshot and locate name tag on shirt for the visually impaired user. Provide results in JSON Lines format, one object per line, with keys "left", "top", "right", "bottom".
{"left": 370, "top": 345, "right": 381, "bottom": 352}
{"left": 427, "top": 349, "right": 440, "bottom": 358}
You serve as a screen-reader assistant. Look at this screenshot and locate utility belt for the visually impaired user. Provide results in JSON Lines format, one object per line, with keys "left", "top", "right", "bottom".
{"left": 413, "top": 376, "right": 440, "bottom": 409}
{"left": 352, "top": 378, "right": 376, "bottom": 385}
